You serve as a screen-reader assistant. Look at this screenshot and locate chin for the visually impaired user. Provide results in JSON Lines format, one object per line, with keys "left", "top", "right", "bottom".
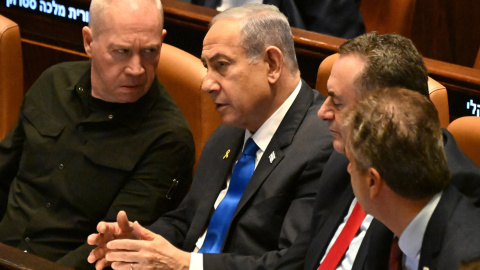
{"left": 333, "top": 140, "right": 346, "bottom": 154}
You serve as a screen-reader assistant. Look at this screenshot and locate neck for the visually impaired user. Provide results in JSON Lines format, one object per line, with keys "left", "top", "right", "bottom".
{"left": 374, "top": 192, "right": 432, "bottom": 237}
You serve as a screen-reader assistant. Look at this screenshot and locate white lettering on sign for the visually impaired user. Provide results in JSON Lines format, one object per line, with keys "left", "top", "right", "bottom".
{"left": 466, "top": 99, "right": 480, "bottom": 117}
{"left": 6, "top": 0, "right": 89, "bottom": 23}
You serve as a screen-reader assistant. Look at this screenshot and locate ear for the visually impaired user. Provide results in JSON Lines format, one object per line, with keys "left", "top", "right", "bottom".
{"left": 161, "top": 29, "right": 167, "bottom": 43}
{"left": 158, "top": 29, "right": 167, "bottom": 53}
{"left": 265, "top": 46, "right": 283, "bottom": 84}
{"left": 82, "top": 26, "right": 93, "bottom": 58}
{"left": 367, "top": 167, "right": 383, "bottom": 199}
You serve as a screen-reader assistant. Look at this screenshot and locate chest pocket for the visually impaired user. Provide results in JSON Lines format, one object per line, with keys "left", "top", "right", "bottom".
{"left": 18, "top": 106, "right": 66, "bottom": 178}
{"left": 23, "top": 106, "right": 65, "bottom": 137}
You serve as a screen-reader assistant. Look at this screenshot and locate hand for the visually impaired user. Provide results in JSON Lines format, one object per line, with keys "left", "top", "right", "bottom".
{"left": 87, "top": 211, "right": 139, "bottom": 269}
{"left": 105, "top": 221, "right": 191, "bottom": 270}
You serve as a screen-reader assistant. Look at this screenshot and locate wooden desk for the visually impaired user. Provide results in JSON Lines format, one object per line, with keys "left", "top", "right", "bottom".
{"left": 0, "top": 243, "right": 73, "bottom": 270}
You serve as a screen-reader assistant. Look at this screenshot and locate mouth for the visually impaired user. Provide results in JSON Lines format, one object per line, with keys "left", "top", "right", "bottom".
{"left": 119, "top": 84, "right": 143, "bottom": 93}
{"left": 215, "top": 103, "right": 227, "bottom": 111}
{"left": 329, "top": 129, "right": 342, "bottom": 139}
{"left": 121, "top": 84, "right": 140, "bottom": 89}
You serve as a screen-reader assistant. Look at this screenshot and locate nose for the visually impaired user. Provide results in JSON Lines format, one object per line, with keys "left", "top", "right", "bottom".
{"left": 201, "top": 72, "right": 221, "bottom": 94}
{"left": 125, "top": 54, "right": 145, "bottom": 76}
{"left": 318, "top": 96, "right": 335, "bottom": 121}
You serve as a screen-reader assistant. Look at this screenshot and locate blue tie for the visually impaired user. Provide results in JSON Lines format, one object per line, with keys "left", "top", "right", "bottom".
{"left": 199, "top": 138, "right": 259, "bottom": 253}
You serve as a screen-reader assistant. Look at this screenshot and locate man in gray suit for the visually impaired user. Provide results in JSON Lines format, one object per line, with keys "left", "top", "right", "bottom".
{"left": 87, "top": 4, "right": 333, "bottom": 270}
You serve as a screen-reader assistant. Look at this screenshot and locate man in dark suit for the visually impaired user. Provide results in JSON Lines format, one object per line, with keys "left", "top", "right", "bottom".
{"left": 274, "top": 32, "right": 480, "bottom": 270}
{"left": 87, "top": 4, "right": 333, "bottom": 270}
{"left": 343, "top": 87, "right": 480, "bottom": 270}
{"left": 191, "top": 0, "right": 365, "bottom": 39}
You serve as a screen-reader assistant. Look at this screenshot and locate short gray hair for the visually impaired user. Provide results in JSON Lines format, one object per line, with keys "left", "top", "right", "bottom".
{"left": 211, "top": 4, "right": 299, "bottom": 73}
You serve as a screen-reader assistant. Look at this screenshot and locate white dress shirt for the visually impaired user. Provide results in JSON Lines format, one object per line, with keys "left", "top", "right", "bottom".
{"left": 399, "top": 192, "right": 442, "bottom": 270}
{"left": 189, "top": 81, "right": 302, "bottom": 270}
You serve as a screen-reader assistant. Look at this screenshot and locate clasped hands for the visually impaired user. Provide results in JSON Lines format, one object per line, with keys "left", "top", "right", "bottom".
{"left": 87, "top": 211, "right": 191, "bottom": 270}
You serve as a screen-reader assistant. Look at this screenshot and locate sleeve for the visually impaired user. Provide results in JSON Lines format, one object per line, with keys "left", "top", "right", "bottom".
{"left": 272, "top": 227, "right": 311, "bottom": 270}
{"left": 58, "top": 127, "right": 195, "bottom": 269}
{"left": 103, "top": 133, "right": 195, "bottom": 224}
{"left": 189, "top": 252, "right": 204, "bottom": 270}
{"left": 0, "top": 118, "right": 25, "bottom": 219}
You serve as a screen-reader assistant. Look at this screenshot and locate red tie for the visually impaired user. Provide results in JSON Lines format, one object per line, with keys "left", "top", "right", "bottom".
{"left": 318, "top": 202, "right": 366, "bottom": 270}
{"left": 389, "top": 236, "right": 403, "bottom": 270}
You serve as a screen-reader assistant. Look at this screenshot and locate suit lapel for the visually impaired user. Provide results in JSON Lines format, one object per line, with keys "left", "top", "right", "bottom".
{"left": 305, "top": 186, "right": 354, "bottom": 269}
{"left": 419, "top": 185, "right": 460, "bottom": 270}
{"left": 185, "top": 128, "right": 245, "bottom": 248}
{"left": 232, "top": 81, "right": 314, "bottom": 219}
{"left": 358, "top": 219, "right": 393, "bottom": 270}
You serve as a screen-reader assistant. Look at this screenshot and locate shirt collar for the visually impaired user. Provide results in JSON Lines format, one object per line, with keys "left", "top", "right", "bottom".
{"left": 399, "top": 192, "right": 442, "bottom": 267}
{"left": 244, "top": 80, "right": 302, "bottom": 151}
{"left": 70, "top": 64, "right": 158, "bottom": 130}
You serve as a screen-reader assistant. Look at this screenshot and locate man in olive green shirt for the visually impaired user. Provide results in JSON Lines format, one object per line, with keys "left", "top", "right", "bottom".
{"left": 0, "top": 0, "right": 194, "bottom": 269}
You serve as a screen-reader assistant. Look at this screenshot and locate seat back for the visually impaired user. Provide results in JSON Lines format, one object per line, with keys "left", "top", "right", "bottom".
{"left": 360, "top": 0, "right": 416, "bottom": 37}
{"left": 0, "top": 15, "right": 23, "bottom": 141}
{"left": 157, "top": 43, "right": 221, "bottom": 169}
{"left": 316, "top": 53, "right": 449, "bottom": 128}
{"left": 447, "top": 116, "right": 480, "bottom": 168}
{"left": 428, "top": 77, "right": 449, "bottom": 128}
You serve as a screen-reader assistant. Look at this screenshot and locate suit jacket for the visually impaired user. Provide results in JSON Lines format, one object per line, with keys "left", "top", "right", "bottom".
{"left": 367, "top": 185, "right": 480, "bottom": 270}
{"left": 274, "top": 129, "right": 480, "bottom": 270}
{"left": 148, "top": 81, "right": 333, "bottom": 269}
{"left": 191, "top": 0, "right": 365, "bottom": 39}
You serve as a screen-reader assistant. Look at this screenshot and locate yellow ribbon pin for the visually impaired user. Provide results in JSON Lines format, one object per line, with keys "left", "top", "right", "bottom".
{"left": 223, "top": 149, "right": 230, "bottom": 159}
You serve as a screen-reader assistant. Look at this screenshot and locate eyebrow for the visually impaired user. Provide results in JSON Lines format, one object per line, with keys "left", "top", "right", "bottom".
{"left": 108, "top": 43, "right": 161, "bottom": 49}
{"left": 201, "top": 53, "right": 234, "bottom": 65}
{"left": 327, "top": 90, "right": 337, "bottom": 98}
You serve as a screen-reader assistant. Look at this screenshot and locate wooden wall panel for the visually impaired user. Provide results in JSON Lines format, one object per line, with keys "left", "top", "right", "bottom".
{"left": 0, "top": 0, "right": 479, "bottom": 121}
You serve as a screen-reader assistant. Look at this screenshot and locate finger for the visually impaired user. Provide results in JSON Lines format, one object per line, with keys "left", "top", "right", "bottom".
{"left": 117, "top": 211, "right": 134, "bottom": 233}
{"left": 88, "top": 230, "right": 113, "bottom": 248}
{"left": 105, "top": 250, "right": 139, "bottom": 263}
{"left": 96, "top": 221, "right": 108, "bottom": 234}
{"left": 106, "top": 239, "right": 142, "bottom": 252}
{"left": 110, "top": 261, "right": 132, "bottom": 270}
{"left": 87, "top": 233, "right": 98, "bottom": 246}
{"left": 132, "top": 221, "right": 155, "bottom": 241}
{"left": 87, "top": 246, "right": 106, "bottom": 263}
{"left": 95, "top": 257, "right": 113, "bottom": 270}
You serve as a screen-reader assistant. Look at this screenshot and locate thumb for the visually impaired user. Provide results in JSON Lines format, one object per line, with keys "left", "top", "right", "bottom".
{"left": 132, "top": 221, "right": 156, "bottom": 241}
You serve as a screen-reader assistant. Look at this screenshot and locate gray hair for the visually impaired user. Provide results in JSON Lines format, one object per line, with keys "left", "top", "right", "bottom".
{"left": 211, "top": 4, "right": 299, "bottom": 73}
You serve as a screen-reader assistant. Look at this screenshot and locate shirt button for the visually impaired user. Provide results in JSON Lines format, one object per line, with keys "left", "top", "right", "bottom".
{"left": 25, "top": 237, "right": 30, "bottom": 243}
{"left": 108, "top": 114, "right": 114, "bottom": 120}
{"left": 46, "top": 202, "right": 51, "bottom": 208}
{"left": 58, "top": 164, "right": 64, "bottom": 170}
{"left": 78, "top": 125, "right": 84, "bottom": 131}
